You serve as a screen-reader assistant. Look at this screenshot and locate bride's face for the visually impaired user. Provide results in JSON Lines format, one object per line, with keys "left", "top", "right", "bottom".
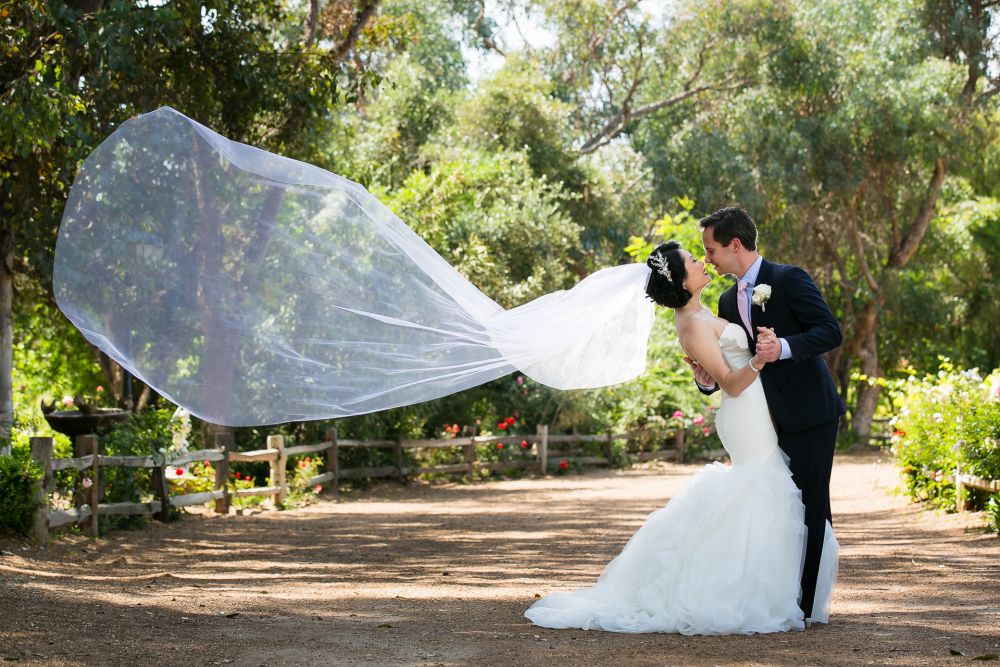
{"left": 682, "top": 251, "right": 711, "bottom": 293}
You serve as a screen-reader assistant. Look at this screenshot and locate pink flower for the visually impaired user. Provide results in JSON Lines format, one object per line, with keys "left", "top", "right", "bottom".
{"left": 314, "top": 485, "right": 322, "bottom": 493}
{"left": 516, "top": 376, "right": 524, "bottom": 385}
{"left": 62, "top": 396, "right": 74, "bottom": 406}
{"left": 672, "top": 410, "right": 683, "bottom": 419}
{"left": 702, "top": 427, "right": 711, "bottom": 436}
{"left": 81, "top": 477, "right": 93, "bottom": 489}
{"left": 520, "top": 440, "right": 528, "bottom": 449}
{"left": 693, "top": 415, "right": 705, "bottom": 425}
{"left": 95, "top": 386, "right": 104, "bottom": 393}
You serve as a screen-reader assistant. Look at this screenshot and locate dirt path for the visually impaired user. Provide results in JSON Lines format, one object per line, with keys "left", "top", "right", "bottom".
{"left": 2, "top": 451, "right": 998, "bottom": 666}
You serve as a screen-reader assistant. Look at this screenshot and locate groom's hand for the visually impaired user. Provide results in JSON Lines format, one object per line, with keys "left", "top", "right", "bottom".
{"left": 684, "top": 356, "right": 716, "bottom": 387}
{"left": 756, "top": 327, "right": 781, "bottom": 363}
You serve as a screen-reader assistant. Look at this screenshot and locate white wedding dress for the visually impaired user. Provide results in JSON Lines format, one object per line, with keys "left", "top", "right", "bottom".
{"left": 525, "top": 322, "right": 839, "bottom": 635}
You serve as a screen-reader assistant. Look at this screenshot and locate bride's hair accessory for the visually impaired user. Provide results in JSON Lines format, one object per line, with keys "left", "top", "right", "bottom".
{"left": 648, "top": 251, "right": 674, "bottom": 284}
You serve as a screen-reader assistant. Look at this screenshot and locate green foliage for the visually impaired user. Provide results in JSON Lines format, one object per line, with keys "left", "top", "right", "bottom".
{"left": 987, "top": 493, "right": 1000, "bottom": 535}
{"left": 891, "top": 362, "right": 1000, "bottom": 511}
{"left": 0, "top": 453, "right": 42, "bottom": 536}
{"left": 380, "top": 151, "right": 582, "bottom": 307}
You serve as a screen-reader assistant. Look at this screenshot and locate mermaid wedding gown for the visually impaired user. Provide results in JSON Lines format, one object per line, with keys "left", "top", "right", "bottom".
{"left": 525, "top": 322, "right": 839, "bottom": 635}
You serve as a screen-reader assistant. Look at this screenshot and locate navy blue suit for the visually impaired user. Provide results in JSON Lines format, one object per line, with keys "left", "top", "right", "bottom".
{"left": 708, "top": 259, "right": 845, "bottom": 619}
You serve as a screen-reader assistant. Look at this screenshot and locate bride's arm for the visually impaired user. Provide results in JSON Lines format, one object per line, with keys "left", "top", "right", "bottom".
{"left": 682, "top": 321, "right": 765, "bottom": 398}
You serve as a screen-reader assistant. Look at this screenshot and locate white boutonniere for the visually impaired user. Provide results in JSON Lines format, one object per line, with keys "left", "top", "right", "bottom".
{"left": 751, "top": 284, "right": 772, "bottom": 311}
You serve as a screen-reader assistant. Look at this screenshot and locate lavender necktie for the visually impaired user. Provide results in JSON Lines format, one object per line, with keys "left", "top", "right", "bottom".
{"left": 737, "top": 279, "right": 752, "bottom": 334}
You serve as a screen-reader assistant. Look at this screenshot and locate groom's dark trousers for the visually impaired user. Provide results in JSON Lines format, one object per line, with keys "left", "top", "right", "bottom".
{"left": 707, "top": 258, "right": 845, "bottom": 620}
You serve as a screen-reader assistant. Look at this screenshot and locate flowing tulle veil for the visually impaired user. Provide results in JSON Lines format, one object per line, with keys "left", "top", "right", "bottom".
{"left": 53, "top": 108, "right": 655, "bottom": 426}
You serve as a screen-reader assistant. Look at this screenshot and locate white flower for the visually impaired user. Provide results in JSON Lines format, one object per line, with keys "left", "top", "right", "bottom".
{"left": 81, "top": 477, "right": 93, "bottom": 489}
{"left": 751, "top": 284, "right": 772, "bottom": 311}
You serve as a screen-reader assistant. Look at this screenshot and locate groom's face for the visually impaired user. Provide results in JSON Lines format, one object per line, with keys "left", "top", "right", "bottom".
{"left": 702, "top": 227, "right": 740, "bottom": 276}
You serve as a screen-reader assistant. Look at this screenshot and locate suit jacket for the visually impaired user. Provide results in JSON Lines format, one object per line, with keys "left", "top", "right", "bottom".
{"left": 710, "top": 259, "right": 846, "bottom": 433}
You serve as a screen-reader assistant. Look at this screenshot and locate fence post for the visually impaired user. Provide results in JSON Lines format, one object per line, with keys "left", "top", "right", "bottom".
{"left": 269, "top": 434, "right": 286, "bottom": 506}
{"left": 324, "top": 428, "right": 339, "bottom": 494}
{"left": 151, "top": 447, "right": 170, "bottom": 523}
{"left": 213, "top": 433, "right": 231, "bottom": 515}
{"left": 394, "top": 436, "right": 405, "bottom": 483}
{"left": 537, "top": 424, "right": 548, "bottom": 475}
{"left": 29, "top": 437, "right": 53, "bottom": 546}
{"left": 603, "top": 431, "right": 614, "bottom": 467}
{"left": 955, "top": 463, "right": 966, "bottom": 512}
{"left": 75, "top": 434, "right": 101, "bottom": 537}
{"left": 674, "top": 428, "right": 686, "bottom": 463}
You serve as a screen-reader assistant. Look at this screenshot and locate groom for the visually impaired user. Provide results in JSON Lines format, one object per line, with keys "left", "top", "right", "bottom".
{"left": 688, "top": 207, "right": 845, "bottom": 623}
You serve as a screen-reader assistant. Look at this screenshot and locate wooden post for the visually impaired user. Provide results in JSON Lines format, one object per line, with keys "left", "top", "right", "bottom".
{"left": 955, "top": 463, "right": 966, "bottom": 512}
{"left": 151, "top": 448, "right": 170, "bottom": 523}
{"left": 213, "top": 434, "right": 231, "bottom": 515}
{"left": 269, "top": 434, "right": 286, "bottom": 506}
{"left": 603, "top": 431, "right": 614, "bottom": 466}
{"left": 394, "top": 436, "right": 404, "bottom": 483}
{"left": 77, "top": 434, "right": 100, "bottom": 537}
{"left": 674, "top": 428, "right": 686, "bottom": 463}
{"left": 324, "top": 428, "right": 339, "bottom": 493}
{"left": 73, "top": 435, "right": 88, "bottom": 510}
{"left": 537, "top": 424, "right": 548, "bottom": 475}
{"left": 29, "top": 437, "right": 53, "bottom": 546}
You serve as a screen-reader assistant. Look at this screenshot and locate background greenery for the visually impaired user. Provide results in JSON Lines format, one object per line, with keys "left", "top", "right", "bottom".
{"left": 2, "top": 0, "right": 999, "bottom": 530}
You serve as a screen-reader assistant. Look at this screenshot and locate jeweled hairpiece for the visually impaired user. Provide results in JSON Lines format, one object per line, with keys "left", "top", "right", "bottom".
{"left": 648, "top": 252, "right": 674, "bottom": 284}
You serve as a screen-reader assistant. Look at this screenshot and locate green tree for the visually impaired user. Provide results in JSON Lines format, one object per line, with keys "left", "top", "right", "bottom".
{"left": 1, "top": 0, "right": 380, "bottom": 452}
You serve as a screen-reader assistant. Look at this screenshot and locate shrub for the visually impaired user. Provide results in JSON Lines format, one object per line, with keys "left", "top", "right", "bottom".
{"left": 891, "top": 362, "right": 1000, "bottom": 512}
{"left": 0, "top": 454, "right": 43, "bottom": 536}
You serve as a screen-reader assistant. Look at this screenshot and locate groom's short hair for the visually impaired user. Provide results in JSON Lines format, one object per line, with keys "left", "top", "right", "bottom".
{"left": 699, "top": 207, "right": 758, "bottom": 251}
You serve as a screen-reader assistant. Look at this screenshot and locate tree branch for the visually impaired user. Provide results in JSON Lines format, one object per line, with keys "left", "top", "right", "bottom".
{"left": 331, "top": 0, "right": 382, "bottom": 63}
{"left": 846, "top": 188, "right": 883, "bottom": 302}
{"left": 305, "top": 0, "right": 320, "bottom": 45}
{"left": 887, "top": 158, "right": 946, "bottom": 268}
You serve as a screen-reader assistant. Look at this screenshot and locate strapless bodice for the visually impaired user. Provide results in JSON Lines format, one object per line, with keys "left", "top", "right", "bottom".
{"left": 719, "top": 322, "right": 752, "bottom": 372}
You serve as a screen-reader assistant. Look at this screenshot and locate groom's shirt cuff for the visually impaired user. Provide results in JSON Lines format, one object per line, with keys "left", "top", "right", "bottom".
{"left": 696, "top": 379, "right": 717, "bottom": 391}
{"left": 779, "top": 338, "right": 792, "bottom": 360}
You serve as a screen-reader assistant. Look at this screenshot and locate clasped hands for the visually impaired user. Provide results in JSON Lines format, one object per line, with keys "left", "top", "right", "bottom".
{"left": 684, "top": 326, "right": 781, "bottom": 387}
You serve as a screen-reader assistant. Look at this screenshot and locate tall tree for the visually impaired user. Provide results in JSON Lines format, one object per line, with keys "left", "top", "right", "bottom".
{"left": 0, "top": 0, "right": 380, "bottom": 452}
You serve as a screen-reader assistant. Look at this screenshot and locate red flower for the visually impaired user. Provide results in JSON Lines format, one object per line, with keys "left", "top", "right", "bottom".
{"left": 175, "top": 467, "right": 184, "bottom": 476}
{"left": 558, "top": 459, "right": 569, "bottom": 470}
{"left": 520, "top": 440, "right": 528, "bottom": 449}
{"left": 702, "top": 427, "right": 711, "bottom": 436}
{"left": 498, "top": 422, "right": 507, "bottom": 430}
{"left": 235, "top": 472, "right": 242, "bottom": 479}
{"left": 505, "top": 416, "right": 515, "bottom": 425}
{"left": 893, "top": 430, "right": 905, "bottom": 437}
{"left": 497, "top": 443, "right": 503, "bottom": 449}
{"left": 203, "top": 460, "right": 211, "bottom": 466}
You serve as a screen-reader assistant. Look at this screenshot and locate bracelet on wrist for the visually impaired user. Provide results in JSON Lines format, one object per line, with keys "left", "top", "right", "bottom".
{"left": 748, "top": 357, "right": 762, "bottom": 373}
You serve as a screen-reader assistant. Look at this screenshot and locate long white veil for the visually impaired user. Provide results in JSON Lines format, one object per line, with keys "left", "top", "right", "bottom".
{"left": 53, "top": 108, "right": 655, "bottom": 426}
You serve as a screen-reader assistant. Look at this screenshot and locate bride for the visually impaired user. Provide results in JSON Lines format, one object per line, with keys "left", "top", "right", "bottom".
{"left": 524, "top": 241, "right": 838, "bottom": 635}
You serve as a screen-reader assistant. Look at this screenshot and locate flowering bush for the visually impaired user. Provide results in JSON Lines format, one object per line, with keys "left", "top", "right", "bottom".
{"left": 287, "top": 456, "right": 324, "bottom": 504}
{"left": 891, "top": 361, "right": 1000, "bottom": 512}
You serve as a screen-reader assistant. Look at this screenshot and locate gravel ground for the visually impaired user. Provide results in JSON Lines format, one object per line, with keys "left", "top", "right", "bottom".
{"left": 1, "top": 450, "right": 998, "bottom": 666}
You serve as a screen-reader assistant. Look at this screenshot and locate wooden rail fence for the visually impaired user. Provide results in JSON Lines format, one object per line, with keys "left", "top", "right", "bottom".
{"left": 30, "top": 426, "right": 712, "bottom": 544}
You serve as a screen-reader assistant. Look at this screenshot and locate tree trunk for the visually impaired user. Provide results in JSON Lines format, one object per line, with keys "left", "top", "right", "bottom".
{"left": 201, "top": 421, "right": 235, "bottom": 456}
{"left": 851, "top": 311, "right": 881, "bottom": 441}
{"left": 0, "top": 232, "right": 12, "bottom": 456}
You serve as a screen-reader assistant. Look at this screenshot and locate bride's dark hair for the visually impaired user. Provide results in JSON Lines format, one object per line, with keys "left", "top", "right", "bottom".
{"left": 645, "top": 241, "right": 691, "bottom": 309}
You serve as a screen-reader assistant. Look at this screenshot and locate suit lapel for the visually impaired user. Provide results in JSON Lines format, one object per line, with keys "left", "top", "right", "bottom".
{"left": 750, "top": 259, "right": 774, "bottom": 332}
